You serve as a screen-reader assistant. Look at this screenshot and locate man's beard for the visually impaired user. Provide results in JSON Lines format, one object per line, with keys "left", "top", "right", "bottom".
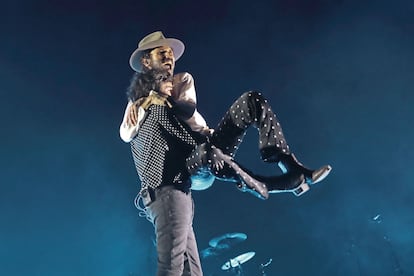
{"left": 160, "top": 59, "right": 174, "bottom": 74}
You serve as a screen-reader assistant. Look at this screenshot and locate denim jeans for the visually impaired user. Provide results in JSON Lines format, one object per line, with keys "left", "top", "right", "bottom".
{"left": 145, "top": 185, "right": 203, "bottom": 276}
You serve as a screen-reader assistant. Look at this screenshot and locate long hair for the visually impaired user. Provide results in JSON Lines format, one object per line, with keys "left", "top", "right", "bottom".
{"left": 126, "top": 68, "right": 172, "bottom": 102}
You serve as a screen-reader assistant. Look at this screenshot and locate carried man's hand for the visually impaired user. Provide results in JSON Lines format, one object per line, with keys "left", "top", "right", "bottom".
{"left": 127, "top": 101, "right": 139, "bottom": 126}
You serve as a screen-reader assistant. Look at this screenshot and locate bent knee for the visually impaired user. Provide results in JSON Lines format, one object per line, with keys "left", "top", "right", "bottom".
{"left": 240, "top": 91, "right": 264, "bottom": 101}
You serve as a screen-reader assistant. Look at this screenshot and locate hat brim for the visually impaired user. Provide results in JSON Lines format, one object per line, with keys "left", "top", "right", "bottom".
{"left": 129, "top": 38, "right": 185, "bottom": 72}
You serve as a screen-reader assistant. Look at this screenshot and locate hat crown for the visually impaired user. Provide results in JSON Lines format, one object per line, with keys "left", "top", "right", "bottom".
{"left": 138, "top": 31, "right": 166, "bottom": 48}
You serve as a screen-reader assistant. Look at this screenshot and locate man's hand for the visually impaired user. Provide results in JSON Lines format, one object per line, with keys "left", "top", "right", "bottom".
{"left": 210, "top": 145, "right": 225, "bottom": 171}
{"left": 126, "top": 102, "right": 139, "bottom": 126}
{"left": 201, "top": 128, "right": 214, "bottom": 137}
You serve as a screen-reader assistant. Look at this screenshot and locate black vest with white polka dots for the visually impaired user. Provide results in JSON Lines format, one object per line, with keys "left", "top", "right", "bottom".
{"left": 130, "top": 104, "right": 201, "bottom": 191}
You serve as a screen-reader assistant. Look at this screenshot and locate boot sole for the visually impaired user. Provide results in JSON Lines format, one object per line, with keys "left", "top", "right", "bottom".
{"left": 269, "top": 180, "right": 310, "bottom": 196}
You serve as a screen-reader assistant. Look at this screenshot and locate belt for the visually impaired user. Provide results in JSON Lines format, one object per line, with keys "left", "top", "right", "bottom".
{"left": 140, "top": 185, "right": 191, "bottom": 206}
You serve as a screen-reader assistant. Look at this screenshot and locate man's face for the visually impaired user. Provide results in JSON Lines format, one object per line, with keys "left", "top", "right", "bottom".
{"left": 143, "top": 46, "right": 175, "bottom": 75}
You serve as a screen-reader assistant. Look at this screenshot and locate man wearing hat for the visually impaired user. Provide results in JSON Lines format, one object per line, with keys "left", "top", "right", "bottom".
{"left": 120, "top": 31, "right": 208, "bottom": 276}
{"left": 120, "top": 31, "right": 331, "bottom": 275}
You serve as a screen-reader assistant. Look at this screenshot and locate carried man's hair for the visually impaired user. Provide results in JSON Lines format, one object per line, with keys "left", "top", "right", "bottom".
{"left": 126, "top": 68, "right": 172, "bottom": 102}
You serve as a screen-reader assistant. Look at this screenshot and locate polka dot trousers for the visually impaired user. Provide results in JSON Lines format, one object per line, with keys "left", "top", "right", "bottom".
{"left": 211, "top": 91, "right": 290, "bottom": 161}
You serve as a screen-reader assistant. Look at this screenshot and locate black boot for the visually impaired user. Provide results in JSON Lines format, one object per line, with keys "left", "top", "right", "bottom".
{"left": 278, "top": 153, "right": 332, "bottom": 185}
{"left": 244, "top": 170, "right": 309, "bottom": 197}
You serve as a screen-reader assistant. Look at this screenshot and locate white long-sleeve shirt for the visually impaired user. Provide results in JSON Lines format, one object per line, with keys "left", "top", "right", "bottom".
{"left": 119, "top": 72, "right": 210, "bottom": 143}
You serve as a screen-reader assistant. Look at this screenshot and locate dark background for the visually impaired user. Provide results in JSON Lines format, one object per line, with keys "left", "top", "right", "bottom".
{"left": 1, "top": 0, "right": 413, "bottom": 275}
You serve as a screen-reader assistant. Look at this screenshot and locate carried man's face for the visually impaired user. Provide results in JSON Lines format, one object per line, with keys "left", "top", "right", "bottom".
{"left": 159, "top": 80, "right": 173, "bottom": 96}
{"left": 144, "top": 46, "right": 175, "bottom": 75}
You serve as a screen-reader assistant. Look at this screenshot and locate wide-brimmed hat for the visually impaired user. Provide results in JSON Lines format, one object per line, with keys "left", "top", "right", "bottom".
{"left": 129, "top": 31, "right": 185, "bottom": 72}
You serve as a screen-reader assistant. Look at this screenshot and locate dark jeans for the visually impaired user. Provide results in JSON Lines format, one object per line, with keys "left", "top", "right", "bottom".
{"left": 144, "top": 185, "right": 203, "bottom": 276}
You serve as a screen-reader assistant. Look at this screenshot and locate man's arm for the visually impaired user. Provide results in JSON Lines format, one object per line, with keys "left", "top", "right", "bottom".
{"left": 119, "top": 101, "right": 145, "bottom": 142}
{"left": 173, "top": 72, "right": 213, "bottom": 136}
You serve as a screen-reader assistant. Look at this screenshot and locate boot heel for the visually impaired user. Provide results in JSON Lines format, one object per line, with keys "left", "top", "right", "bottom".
{"left": 293, "top": 182, "right": 310, "bottom": 196}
